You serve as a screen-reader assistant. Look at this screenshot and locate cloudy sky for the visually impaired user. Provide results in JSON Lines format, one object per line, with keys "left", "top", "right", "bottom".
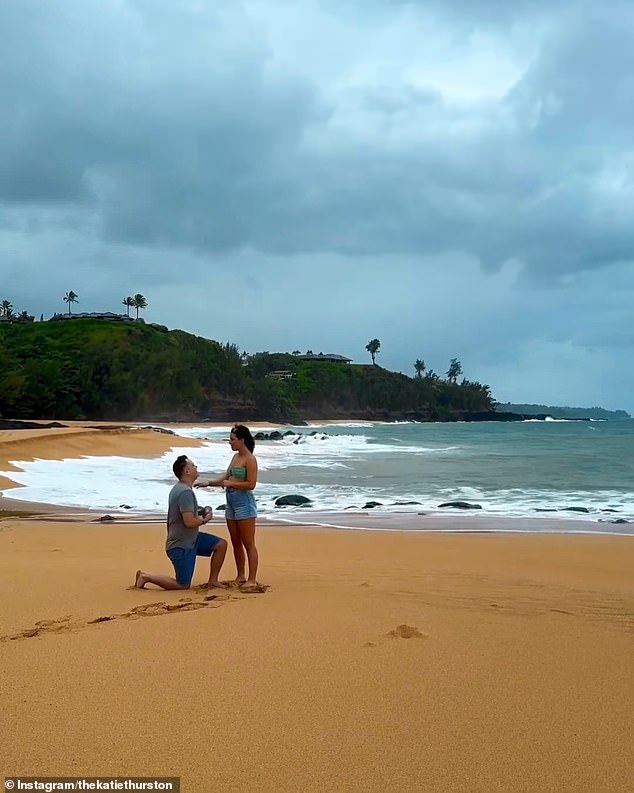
{"left": 1, "top": 0, "right": 633, "bottom": 412}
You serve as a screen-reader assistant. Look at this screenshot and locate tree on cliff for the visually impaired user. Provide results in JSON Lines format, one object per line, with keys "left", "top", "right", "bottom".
{"left": 366, "top": 338, "right": 381, "bottom": 365}
{"left": 122, "top": 296, "right": 135, "bottom": 316}
{"left": 132, "top": 293, "right": 148, "bottom": 319}
{"left": 63, "top": 291, "right": 78, "bottom": 315}
{"left": 1, "top": 300, "right": 13, "bottom": 317}
{"left": 446, "top": 358, "right": 463, "bottom": 383}
{"left": 414, "top": 359, "right": 426, "bottom": 378}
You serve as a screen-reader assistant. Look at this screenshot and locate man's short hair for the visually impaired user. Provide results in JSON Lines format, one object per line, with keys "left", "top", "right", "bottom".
{"left": 173, "top": 455, "right": 189, "bottom": 479}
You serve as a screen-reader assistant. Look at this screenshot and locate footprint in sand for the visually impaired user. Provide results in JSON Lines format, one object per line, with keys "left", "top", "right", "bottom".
{"left": 5, "top": 615, "right": 77, "bottom": 641}
{"left": 1, "top": 585, "right": 268, "bottom": 642}
{"left": 386, "top": 624, "right": 427, "bottom": 639}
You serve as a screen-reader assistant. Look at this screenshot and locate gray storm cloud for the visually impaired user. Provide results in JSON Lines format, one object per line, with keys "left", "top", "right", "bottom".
{"left": 0, "top": 0, "right": 632, "bottom": 410}
{"left": 1, "top": 0, "right": 632, "bottom": 275}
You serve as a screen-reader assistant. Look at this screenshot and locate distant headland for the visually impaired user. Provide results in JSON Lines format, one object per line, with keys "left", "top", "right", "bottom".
{"left": 496, "top": 403, "right": 631, "bottom": 421}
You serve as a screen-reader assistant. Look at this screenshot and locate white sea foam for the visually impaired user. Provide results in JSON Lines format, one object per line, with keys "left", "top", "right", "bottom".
{"left": 1, "top": 423, "right": 632, "bottom": 530}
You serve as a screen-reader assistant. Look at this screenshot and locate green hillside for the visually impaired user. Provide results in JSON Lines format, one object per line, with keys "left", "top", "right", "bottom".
{"left": 0, "top": 320, "right": 496, "bottom": 422}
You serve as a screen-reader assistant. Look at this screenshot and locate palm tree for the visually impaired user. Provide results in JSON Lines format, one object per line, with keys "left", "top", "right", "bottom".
{"left": 414, "top": 359, "right": 426, "bottom": 378}
{"left": 122, "top": 296, "right": 135, "bottom": 317}
{"left": 1, "top": 300, "right": 13, "bottom": 317}
{"left": 63, "top": 291, "right": 78, "bottom": 316}
{"left": 446, "top": 358, "right": 463, "bottom": 383}
{"left": 132, "top": 293, "right": 147, "bottom": 319}
{"left": 365, "top": 338, "right": 381, "bottom": 365}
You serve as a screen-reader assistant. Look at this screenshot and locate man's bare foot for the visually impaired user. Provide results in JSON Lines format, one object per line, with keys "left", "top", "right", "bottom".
{"left": 233, "top": 577, "right": 246, "bottom": 585}
{"left": 134, "top": 570, "right": 147, "bottom": 589}
{"left": 205, "top": 580, "right": 228, "bottom": 589}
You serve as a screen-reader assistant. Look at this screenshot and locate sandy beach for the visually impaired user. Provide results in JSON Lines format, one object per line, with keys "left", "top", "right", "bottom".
{"left": 1, "top": 426, "right": 633, "bottom": 792}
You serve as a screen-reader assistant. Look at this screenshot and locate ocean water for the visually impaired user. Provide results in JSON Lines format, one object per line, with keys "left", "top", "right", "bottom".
{"left": 2, "top": 419, "right": 634, "bottom": 534}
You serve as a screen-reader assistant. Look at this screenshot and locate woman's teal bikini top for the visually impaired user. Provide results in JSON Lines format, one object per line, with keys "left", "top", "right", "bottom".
{"left": 230, "top": 466, "right": 247, "bottom": 479}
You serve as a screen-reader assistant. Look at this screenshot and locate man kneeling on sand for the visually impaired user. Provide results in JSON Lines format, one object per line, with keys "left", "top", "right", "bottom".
{"left": 135, "top": 455, "right": 227, "bottom": 590}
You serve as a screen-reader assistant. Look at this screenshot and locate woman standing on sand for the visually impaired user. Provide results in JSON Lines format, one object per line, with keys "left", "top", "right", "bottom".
{"left": 196, "top": 424, "right": 259, "bottom": 589}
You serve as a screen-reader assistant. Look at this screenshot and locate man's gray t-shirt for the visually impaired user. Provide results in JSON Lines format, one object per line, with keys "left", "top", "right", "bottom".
{"left": 166, "top": 481, "right": 199, "bottom": 551}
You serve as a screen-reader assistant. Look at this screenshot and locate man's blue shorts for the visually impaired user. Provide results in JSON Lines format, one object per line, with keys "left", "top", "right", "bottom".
{"left": 225, "top": 488, "right": 257, "bottom": 520}
{"left": 166, "top": 531, "right": 222, "bottom": 586}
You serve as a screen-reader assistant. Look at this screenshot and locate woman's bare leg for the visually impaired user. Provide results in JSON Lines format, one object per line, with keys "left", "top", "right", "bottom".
{"left": 237, "top": 518, "right": 258, "bottom": 586}
{"left": 226, "top": 519, "right": 246, "bottom": 583}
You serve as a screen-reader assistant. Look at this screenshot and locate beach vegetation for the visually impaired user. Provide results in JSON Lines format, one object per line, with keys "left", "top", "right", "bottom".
{"left": 0, "top": 321, "right": 496, "bottom": 422}
{"left": 131, "top": 293, "right": 148, "bottom": 319}
{"left": 446, "top": 358, "right": 463, "bottom": 383}
{"left": 63, "top": 291, "right": 79, "bottom": 315}
{"left": 366, "top": 338, "right": 381, "bottom": 365}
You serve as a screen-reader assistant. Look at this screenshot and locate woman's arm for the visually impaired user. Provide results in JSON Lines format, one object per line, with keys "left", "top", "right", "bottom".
{"left": 194, "top": 468, "right": 230, "bottom": 488}
{"left": 222, "top": 455, "right": 258, "bottom": 491}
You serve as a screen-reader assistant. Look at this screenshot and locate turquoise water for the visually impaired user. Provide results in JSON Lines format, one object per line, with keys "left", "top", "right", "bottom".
{"left": 182, "top": 419, "right": 634, "bottom": 526}
{"left": 3, "top": 419, "right": 633, "bottom": 532}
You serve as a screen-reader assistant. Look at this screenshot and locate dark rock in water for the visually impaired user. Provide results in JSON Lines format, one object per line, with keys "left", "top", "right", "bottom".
{"left": 392, "top": 501, "right": 421, "bottom": 506}
{"left": 535, "top": 508, "right": 559, "bottom": 512}
{"left": 283, "top": 430, "right": 296, "bottom": 437}
{"left": 345, "top": 505, "right": 359, "bottom": 510}
{"left": 603, "top": 508, "right": 620, "bottom": 513}
{"left": 611, "top": 518, "right": 630, "bottom": 524}
{"left": 216, "top": 504, "right": 227, "bottom": 511}
{"left": 95, "top": 515, "right": 115, "bottom": 522}
{"left": 275, "top": 494, "right": 313, "bottom": 507}
{"left": 363, "top": 501, "right": 383, "bottom": 509}
{"left": 254, "top": 430, "right": 285, "bottom": 441}
{"left": 562, "top": 506, "right": 590, "bottom": 513}
{"left": 119, "top": 504, "right": 132, "bottom": 509}
{"left": 438, "top": 501, "right": 482, "bottom": 510}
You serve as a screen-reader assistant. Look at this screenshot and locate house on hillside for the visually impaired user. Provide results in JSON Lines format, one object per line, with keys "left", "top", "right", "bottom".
{"left": 54, "top": 312, "right": 134, "bottom": 322}
{"left": 296, "top": 353, "right": 352, "bottom": 363}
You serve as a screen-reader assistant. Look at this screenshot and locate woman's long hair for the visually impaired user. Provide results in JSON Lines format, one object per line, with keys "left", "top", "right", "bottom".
{"left": 232, "top": 424, "right": 255, "bottom": 453}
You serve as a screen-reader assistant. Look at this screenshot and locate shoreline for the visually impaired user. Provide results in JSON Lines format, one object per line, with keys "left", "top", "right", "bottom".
{"left": 265, "top": 510, "right": 634, "bottom": 536}
{"left": 1, "top": 421, "right": 632, "bottom": 534}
